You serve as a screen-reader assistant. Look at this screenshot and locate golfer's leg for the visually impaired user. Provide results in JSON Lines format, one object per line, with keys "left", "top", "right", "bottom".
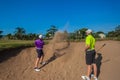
{"left": 40, "top": 55, "right": 44, "bottom": 63}
{"left": 93, "top": 64, "right": 97, "bottom": 77}
{"left": 35, "top": 58, "right": 40, "bottom": 67}
{"left": 87, "top": 65, "right": 92, "bottom": 77}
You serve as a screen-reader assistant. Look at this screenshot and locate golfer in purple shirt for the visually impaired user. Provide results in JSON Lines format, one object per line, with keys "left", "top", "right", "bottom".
{"left": 34, "top": 35, "right": 46, "bottom": 71}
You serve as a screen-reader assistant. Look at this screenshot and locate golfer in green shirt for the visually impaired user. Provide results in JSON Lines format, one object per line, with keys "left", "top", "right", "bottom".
{"left": 81, "top": 29, "right": 98, "bottom": 80}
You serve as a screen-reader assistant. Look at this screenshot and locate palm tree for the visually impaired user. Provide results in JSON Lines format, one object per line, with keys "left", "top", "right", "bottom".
{"left": 46, "top": 25, "right": 58, "bottom": 38}
{"left": 14, "top": 27, "right": 26, "bottom": 40}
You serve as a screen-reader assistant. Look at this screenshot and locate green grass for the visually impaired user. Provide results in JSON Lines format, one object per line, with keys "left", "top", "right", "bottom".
{"left": 1, "top": 38, "right": 118, "bottom": 51}
{"left": 0, "top": 40, "right": 50, "bottom": 51}
{"left": 0, "top": 40, "right": 34, "bottom": 51}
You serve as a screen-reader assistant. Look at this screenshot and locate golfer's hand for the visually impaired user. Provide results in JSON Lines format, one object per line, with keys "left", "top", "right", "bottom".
{"left": 85, "top": 49, "right": 87, "bottom": 52}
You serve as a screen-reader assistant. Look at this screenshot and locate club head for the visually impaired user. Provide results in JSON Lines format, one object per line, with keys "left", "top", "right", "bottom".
{"left": 103, "top": 44, "right": 106, "bottom": 46}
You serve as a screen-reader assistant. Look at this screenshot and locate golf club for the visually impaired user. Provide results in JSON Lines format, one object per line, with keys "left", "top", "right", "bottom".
{"left": 96, "top": 43, "right": 106, "bottom": 53}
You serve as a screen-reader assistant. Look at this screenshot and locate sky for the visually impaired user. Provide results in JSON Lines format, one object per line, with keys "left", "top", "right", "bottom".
{"left": 0, "top": 0, "right": 120, "bottom": 35}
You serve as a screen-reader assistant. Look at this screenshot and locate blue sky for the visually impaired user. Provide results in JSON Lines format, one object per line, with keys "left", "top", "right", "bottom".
{"left": 0, "top": 0, "right": 120, "bottom": 35}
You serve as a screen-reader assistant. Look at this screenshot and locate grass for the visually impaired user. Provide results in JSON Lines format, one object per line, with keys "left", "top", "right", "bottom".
{"left": 0, "top": 38, "right": 119, "bottom": 51}
{"left": 0, "top": 40, "right": 34, "bottom": 51}
{"left": 0, "top": 40, "right": 50, "bottom": 51}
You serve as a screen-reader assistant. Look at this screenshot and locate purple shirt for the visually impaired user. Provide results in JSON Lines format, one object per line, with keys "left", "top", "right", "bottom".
{"left": 34, "top": 39, "right": 44, "bottom": 49}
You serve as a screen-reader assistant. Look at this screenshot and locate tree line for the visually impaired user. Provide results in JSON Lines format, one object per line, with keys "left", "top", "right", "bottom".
{"left": 0, "top": 25, "right": 58, "bottom": 40}
{"left": 0, "top": 25, "right": 120, "bottom": 40}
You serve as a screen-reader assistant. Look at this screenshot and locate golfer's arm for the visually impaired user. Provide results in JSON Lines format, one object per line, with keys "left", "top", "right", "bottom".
{"left": 85, "top": 45, "right": 90, "bottom": 51}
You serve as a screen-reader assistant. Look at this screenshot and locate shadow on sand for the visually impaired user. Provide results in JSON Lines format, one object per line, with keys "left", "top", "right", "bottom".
{"left": 90, "top": 53, "right": 102, "bottom": 78}
{"left": 96, "top": 53, "right": 110, "bottom": 77}
{"left": 96, "top": 53, "right": 102, "bottom": 77}
{"left": 0, "top": 46, "right": 31, "bottom": 63}
{"left": 39, "top": 41, "right": 70, "bottom": 69}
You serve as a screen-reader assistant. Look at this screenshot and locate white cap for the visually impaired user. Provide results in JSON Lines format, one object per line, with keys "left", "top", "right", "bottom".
{"left": 39, "top": 35, "right": 43, "bottom": 39}
{"left": 86, "top": 29, "right": 92, "bottom": 34}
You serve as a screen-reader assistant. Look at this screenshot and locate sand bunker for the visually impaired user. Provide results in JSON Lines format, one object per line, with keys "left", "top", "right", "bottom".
{"left": 0, "top": 32, "right": 120, "bottom": 80}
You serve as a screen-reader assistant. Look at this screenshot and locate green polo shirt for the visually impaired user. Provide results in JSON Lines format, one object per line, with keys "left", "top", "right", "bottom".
{"left": 85, "top": 34, "right": 95, "bottom": 50}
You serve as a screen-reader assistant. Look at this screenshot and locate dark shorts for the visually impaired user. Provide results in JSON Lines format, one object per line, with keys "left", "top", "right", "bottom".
{"left": 36, "top": 49, "right": 44, "bottom": 58}
{"left": 85, "top": 50, "right": 96, "bottom": 65}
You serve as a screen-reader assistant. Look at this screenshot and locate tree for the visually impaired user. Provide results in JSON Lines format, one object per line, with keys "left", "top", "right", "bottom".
{"left": 46, "top": 25, "right": 58, "bottom": 38}
{"left": 6, "top": 33, "right": 14, "bottom": 39}
{"left": 14, "top": 27, "right": 26, "bottom": 40}
{"left": 0, "top": 30, "right": 3, "bottom": 38}
{"left": 94, "top": 31, "right": 104, "bottom": 38}
{"left": 107, "top": 31, "right": 115, "bottom": 37}
{"left": 45, "top": 33, "right": 51, "bottom": 39}
{"left": 115, "top": 25, "right": 120, "bottom": 32}
{"left": 74, "top": 30, "right": 80, "bottom": 40}
{"left": 78, "top": 28, "right": 88, "bottom": 39}
{"left": 107, "top": 25, "right": 120, "bottom": 37}
{"left": 115, "top": 25, "right": 120, "bottom": 37}
{"left": 68, "top": 28, "right": 87, "bottom": 41}
{"left": 26, "top": 33, "right": 38, "bottom": 40}
{"left": 68, "top": 32, "right": 76, "bottom": 40}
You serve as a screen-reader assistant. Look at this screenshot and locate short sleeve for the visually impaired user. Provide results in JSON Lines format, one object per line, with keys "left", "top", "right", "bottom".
{"left": 86, "top": 37, "right": 90, "bottom": 46}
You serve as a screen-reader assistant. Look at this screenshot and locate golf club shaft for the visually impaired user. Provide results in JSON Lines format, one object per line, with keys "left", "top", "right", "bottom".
{"left": 96, "top": 44, "right": 106, "bottom": 53}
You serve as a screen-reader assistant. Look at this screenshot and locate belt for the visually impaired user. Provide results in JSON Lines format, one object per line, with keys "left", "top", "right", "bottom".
{"left": 87, "top": 49, "right": 95, "bottom": 51}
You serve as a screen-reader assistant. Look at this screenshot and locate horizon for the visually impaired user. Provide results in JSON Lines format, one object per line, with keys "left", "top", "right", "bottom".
{"left": 0, "top": 0, "right": 120, "bottom": 35}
